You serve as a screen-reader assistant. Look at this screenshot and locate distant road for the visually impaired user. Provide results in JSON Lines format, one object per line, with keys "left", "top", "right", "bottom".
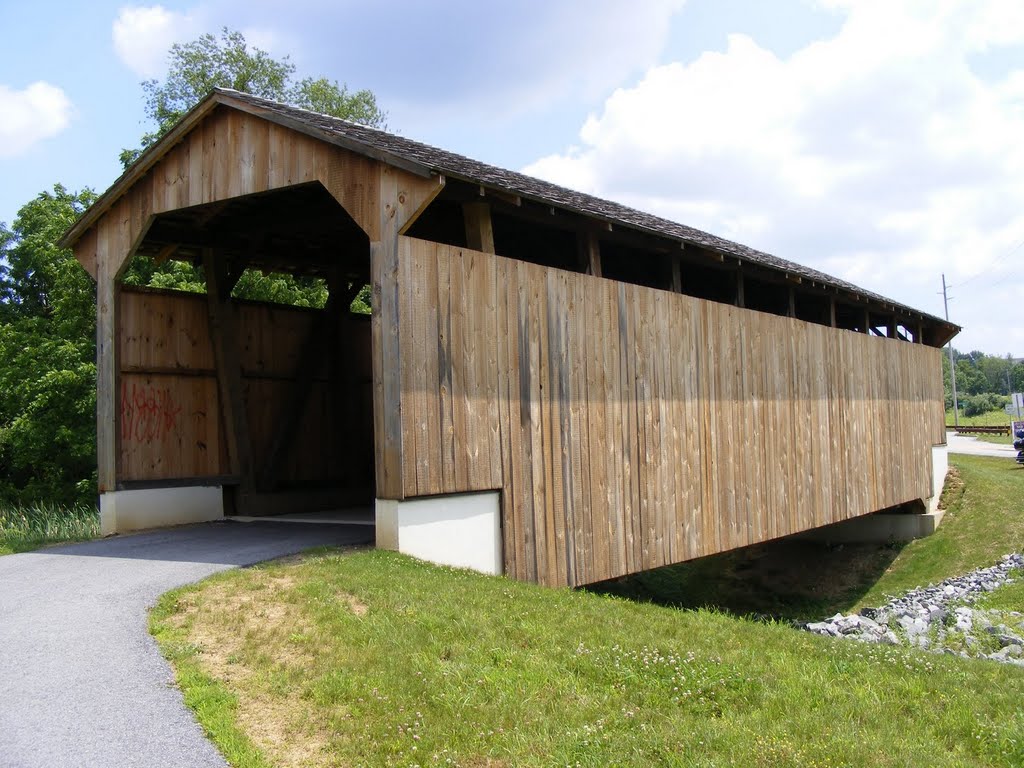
{"left": 946, "top": 431, "right": 1018, "bottom": 458}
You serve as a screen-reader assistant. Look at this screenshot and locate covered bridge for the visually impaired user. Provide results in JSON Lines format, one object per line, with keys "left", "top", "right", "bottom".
{"left": 61, "top": 89, "right": 958, "bottom": 588}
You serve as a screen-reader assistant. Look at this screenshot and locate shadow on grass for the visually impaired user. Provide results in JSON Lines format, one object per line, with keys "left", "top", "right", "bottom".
{"left": 585, "top": 537, "right": 906, "bottom": 623}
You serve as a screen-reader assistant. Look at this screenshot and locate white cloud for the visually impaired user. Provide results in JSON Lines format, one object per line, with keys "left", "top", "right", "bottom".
{"left": 113, "top": 5, "right": 200, "bottom": 78}
{"left": 0, "top": 82, "right": 73, "bottom": 158}
{"left": 524, "top": 1, "right": 1024, "bottom": 353}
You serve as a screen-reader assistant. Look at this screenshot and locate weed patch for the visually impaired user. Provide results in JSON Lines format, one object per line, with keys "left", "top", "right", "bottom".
{"left": 0, "top": 502, "right": 98, "bottom": 554}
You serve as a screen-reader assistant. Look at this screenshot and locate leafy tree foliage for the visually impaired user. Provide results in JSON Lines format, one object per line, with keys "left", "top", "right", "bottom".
{"left": 945, "top": 347, "right": 1024, "bottom": 419}
{"left": 0, "top": 30, "right": 385, "bottom": 508}
{"left": 962, "top": 392, "right": 1006, "bottom": 417}
{"left": 120, "top": 28, "right": 386, "bottom": 168}
{"left": 1012, "top": 362, "right": 1024, "bottom": 394}
{"left": 119, "top": 27, "right": 381, "bottom": 310}
{"left": 0, "top": 187, "right": 98, "bottom": 505}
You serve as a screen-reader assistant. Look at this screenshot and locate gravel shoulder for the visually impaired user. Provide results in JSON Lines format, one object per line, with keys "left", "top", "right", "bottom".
{"left": 0, "top": 521, "right": 371, "bottom": 768}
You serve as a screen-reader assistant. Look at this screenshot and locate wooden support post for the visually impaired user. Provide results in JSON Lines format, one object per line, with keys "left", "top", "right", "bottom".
{"left": 916, "top": 322, "right": 924, "bottom": 344}
{"left": 95, "top": 258, "right": 118, "bottom": 494}
{"left": 258, "top": 279, "right": 359, "bottom": 491}
{"left": 463, "top": 201, "right": 495, "bottom": 254}
{"left": 829, "top": 297, "right": 837, "bottom": 328}
{"left": 735, "top": 267, "right": 745, "bottom": 308}
{"left": 578, "top": 230, "right": 602, "bottom": 277}
{"left": 863, "top": 308, "right": 871, "bottom": 334}
{"left": 203, "top": 248, "right": 254, "bottom": 496}
{"left": 670, "top": 249, "right": 682, "bottom": 293}
{"left": 787, "top": 286, "right": 796, "bottom": 318}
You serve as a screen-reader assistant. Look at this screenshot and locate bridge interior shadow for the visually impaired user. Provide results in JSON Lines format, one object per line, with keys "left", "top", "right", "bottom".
{"left": 585, "top": 536, "right": 907, "bottom": 624}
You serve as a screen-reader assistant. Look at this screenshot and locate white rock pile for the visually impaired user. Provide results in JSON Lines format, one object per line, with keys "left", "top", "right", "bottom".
{"left": 803, "top": 553, "right": 1024, "bottom": 665}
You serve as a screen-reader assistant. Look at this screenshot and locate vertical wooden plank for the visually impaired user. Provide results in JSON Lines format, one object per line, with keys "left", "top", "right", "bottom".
{"left": 96, "top": 235, "right": 118, "bottom": 493}
{"left": 509, "top": 261, "right": 533, "bottom": 581}
{"left": 523, "top": 261, "right": 549, "bottom": 584}
{"left": 620, "top": 283, "right": 642, "bottom": 574}
{"left": 585, "top": 273, "right": 610, "bottom": 582}
{"left": 482, "top": 251, "right": 503, "bottom": 490}
{"left": 494, "top": 256, "right": 516, "bottom": 578}
{"left": 435, "top": 246, "right": 456, "bottom": 492}
{"left": 449, "top": 249, "right": 470, "bottom": 490}
{"left": 403, "top": 238, "right": 429, "bottom": 496}
{"left": 537, "top": 267, "right": 560, "bottom": 586}
{"left": 569, "top": 271, "right": 592, "bottom": 585}
{"left": 370, "top": 166, "right": 405, "bottom": 500}
{"left": 546, "top": 271, "right": 570, "bottom": 586}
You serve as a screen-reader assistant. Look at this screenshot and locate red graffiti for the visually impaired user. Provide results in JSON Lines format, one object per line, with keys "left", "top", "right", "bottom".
{"left": 121, "top": 382, "right": 182, "bottom": 443}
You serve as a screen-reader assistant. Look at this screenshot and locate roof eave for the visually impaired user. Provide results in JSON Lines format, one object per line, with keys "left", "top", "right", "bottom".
{"left": 59, "top": 87, "right": 436, "bottom": 251}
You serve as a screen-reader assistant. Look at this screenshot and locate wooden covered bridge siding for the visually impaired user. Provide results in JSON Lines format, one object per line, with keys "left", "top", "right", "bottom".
{"left": 69, "top": 105, "right": 441, "bottom": 495}
{"left": 395, "top": 238, "right": 946, "bottom": 588}
{"left": 117, "top": 286, "right": 373, "bottom": 489}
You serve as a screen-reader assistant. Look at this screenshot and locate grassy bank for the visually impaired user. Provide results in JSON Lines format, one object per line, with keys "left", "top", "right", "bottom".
{"left": 856, "top": 456, "right": 1023, "bottom": 606}
{"left": 945, "top": 406, "right": 1015, "bottom": 427}
{"left": 153, "top": 551, "right": 1024, "bottom": 768}
{"left": 595, "top": 455, "right": 1022, "bottom": 619}
{"left": 0, "top": 503, "right": 99, "bottom": 555}
{"left": 152, "top": 453, "right": 1024, "bottom": 767}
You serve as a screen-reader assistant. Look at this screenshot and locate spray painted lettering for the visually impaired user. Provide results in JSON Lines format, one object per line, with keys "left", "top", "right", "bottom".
{"left": 121, "top": 382, "right": 182, "bottom": 443}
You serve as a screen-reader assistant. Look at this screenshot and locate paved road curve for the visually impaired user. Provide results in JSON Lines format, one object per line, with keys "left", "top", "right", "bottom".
{"left": 0, "top": 521, "right": 372, "bottom": 768}
{"left": 946, "top": 431, "right": 1019, "bottom": 459}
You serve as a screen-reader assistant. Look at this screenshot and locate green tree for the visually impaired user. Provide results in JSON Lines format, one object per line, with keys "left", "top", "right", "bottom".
{"left": 0, "top": 186, "right": 98, "bottom": 505}
{"left": 977, "top": 353, "right": 1011, "bottom": 395}
{"left": 954, "top": 358, "right": 987, "bottom": 396}
{"left": 120, "top": 27, "right": 386, "bottom": 168}
{"left": 119, "top": 27, "right": 381, "bottom": 311}
{"left": 1012, "top": 362, "right": 1024, "bottom": 394}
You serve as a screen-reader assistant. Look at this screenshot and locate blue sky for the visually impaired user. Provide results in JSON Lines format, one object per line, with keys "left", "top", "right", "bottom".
{"left": 3, "top": 0, "right": 1023, "bottom": 357}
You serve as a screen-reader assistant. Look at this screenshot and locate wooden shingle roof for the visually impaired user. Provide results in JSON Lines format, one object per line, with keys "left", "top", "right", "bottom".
{"left": 63, "top": 87, "right": 958, "bottom": 336}
{"left": 214, "top": 90, "right": 957, "bottom": 333}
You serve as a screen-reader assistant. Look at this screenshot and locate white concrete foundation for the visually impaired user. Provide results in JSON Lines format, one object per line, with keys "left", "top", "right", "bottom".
{"left": 99, "top": 486, "right": 224, "bottom": 535}
{"left": 929, "top": 443, "right": 949, "bottom": 514}
{"left": 375, "top": 491, "right": 502, "bottom": 575}
{"left": 797, "top": 508, "right": 946, "bottom": 544}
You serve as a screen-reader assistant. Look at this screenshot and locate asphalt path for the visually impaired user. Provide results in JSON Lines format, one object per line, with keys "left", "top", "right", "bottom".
{"left": 0, "top": 520, "right": 372, "bottom": 768}
{"left": 946, "top": 430, "right": 1020, "bottom": 459}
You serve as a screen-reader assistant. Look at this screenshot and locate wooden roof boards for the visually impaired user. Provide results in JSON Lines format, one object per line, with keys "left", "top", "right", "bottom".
{"left": 62, "top": 87, "right": 959, "bottom": 344}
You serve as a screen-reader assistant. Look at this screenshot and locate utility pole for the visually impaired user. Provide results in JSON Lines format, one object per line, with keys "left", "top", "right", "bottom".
{"left": 942, "top": 274, "right": 959, "bottom": 428}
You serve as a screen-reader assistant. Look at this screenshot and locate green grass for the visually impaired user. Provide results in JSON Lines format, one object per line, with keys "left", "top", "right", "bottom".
{"left": 150, "top": 453, "right": 1024, "bottom": 767}
{"left": 974, "top": 571, "right": 1024, "bottom": 613}
{"left": 855, "top": 456, "right": 1024, "bottom": 607}
{"left": 152, "top": 550, "right": 1024, "bottom": 768}
{"left": 946, "top": 406, "right": 1016, "bottom": 428}
{"left": 0, "top": 502, "right": 100, "bottom": 554}
{"left": 595, "top": 455, "right": 1023, "bottom": 620}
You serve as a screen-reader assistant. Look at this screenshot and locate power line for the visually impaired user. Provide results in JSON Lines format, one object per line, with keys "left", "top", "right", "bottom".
{"left": 953, "top": 235, "right": 1024, "bottom": 289}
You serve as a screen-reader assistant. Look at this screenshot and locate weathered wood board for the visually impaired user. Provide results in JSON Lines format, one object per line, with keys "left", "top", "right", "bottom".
{"left": 397, "top": 237, "right": 946, "bottom": 587}
{"left": 118, "top": 286, "right": 372, "bottom": 488}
